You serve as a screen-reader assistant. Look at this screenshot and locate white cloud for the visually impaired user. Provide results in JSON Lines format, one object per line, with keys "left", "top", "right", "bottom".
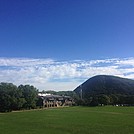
{"left": 0, "top": 58, "right": 54, "bottom": 66}
{"left": 0, "top": 57, "right": 134, "bottom": 91}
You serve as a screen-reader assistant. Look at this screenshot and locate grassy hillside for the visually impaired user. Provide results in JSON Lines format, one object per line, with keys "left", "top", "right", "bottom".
{"left": 0, "top": 106, "right": 134, "bottom": 134}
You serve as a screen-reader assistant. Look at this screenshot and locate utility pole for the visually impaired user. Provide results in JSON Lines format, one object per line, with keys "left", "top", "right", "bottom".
{"left": 80, "top": 85, "right": 82, "bottom": 100}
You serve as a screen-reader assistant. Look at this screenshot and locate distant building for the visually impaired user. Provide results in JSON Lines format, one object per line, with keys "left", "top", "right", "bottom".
{"left": 38, "top": 94, "right": 74, "bottom": 108}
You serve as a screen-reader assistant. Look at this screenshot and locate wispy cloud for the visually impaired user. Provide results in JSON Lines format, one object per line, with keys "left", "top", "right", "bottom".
{"left": 0, "top": 57, "right": 134, "bottom": 91}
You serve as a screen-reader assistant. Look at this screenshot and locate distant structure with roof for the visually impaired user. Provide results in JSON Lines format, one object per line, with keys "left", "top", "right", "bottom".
{"left": 38, "top": 93, "right": 74, "bottom": 108}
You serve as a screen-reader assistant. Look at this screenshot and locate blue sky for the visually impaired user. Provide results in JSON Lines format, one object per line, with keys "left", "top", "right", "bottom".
{"left": 0, "top": 0, "right": 134, "bottom": 90}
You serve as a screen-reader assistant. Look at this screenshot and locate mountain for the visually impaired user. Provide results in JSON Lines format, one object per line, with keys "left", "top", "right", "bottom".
{"left": 74, "top": 75, "right": 134, "bottom": 96}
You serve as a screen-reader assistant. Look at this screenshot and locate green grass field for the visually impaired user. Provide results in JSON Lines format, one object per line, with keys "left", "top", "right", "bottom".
{"left": 0, "top": 106, "right": 134, "bottom": 134}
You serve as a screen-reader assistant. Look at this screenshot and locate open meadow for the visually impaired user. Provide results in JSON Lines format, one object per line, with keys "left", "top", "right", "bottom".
{"left": 0, "top": 106, "right": 134, "bottom": 134}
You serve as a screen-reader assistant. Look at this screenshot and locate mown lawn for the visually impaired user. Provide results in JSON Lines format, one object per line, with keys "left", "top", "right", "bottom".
{"left": 0, "top": 106, "right": 134, "bottom": 134}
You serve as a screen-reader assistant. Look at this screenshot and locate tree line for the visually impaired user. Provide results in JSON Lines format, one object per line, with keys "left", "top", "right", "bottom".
{"left": 75, "top": 93, "right": 134, "bottom": 106}
{"left": 1, "top": 81, "right": 134, "bottom": 112}
{"left": 0, "top": 82, "right": 38, "bottom": 112}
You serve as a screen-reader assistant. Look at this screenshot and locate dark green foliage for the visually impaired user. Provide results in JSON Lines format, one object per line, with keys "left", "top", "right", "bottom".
{"left": 0, "top": 83, "right": 38, "bottom": 112}
{"left": 74, "top": 75, "right": 134, "bottom": 106}
{"left": 0, "top": 83, "right": 23, "bottom": 112}
{"left": 98, "top": 94, "right": 110, "bottom": 105}
{"left": 18, "top": 85, "right": 38, "bottom": 109}
{"left": 36, "top": 97, "right": 43, "bottom": 108}
{"left": 109, "top": 94, "right": 119, "bottom": 105}
{"left": 90, "top": 96, "right": 99, "bottom": 106}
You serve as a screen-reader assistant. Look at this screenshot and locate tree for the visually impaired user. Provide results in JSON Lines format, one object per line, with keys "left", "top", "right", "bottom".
{"left": 109, "top": 94, "right": 119, "bottom": 105}
{"left": 90, "top": 96, "right": 99, "bottom": 106}
{"left": 0, "top": 83, "right": 25, "bottom": 112}
{"left": 98, "top": 94, "right": 110, "bottom": 105}
{"left": 18, "top": 85, "right": 38, "bottom": 109}
{"left": 36, "top": 97, "right": 43, "bottom": 108}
